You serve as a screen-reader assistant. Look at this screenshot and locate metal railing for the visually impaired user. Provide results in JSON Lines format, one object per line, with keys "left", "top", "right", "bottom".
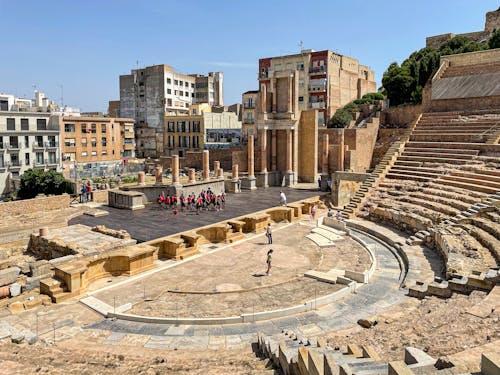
{"left": 244, "top": 103, "right": 255, "bottom": 109}
{"left": 7, "top": 144, "right": 20, "bottom": 150}
{"left": 309, "top": 67, "right": 326, "bottom": 74}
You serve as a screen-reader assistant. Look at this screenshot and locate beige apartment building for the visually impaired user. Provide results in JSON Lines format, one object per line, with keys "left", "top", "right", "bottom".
{"left": 259, "top": 49, "right": 375, "bottom": 125}
{"left": 242, "top": 90, "right": 258, "bottom": 143}
{"left": 164, "top": 105, "right": 241, "bottom": 156}
{"left": 60, "top": 116, "right": 135, "bottom": 178}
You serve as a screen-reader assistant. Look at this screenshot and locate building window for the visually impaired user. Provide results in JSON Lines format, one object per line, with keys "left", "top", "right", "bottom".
{"left": 35, "top": 136, "right": 43, "bottom": 147}
{"left": 298, "top": 96, "right": 304, "bottom": 102}
{"left": 81, "top": 151, "right": 87, "bottom": 157}
{"left": 193, "top": 121, "right": 200, "bottom": 132}
{"left": 167, "top": 99, "right": 172, "bottom": 106}
{"left": 191, "top": 83, "right": 194, "bottom": 88}
{"left": 174, "top": 90, "right": 178, "bottom": 95}
{"left": 63, "top": 152, "right": 75, "bottom": 161}
{"left": 297, "top": 63, "right": 304, "bottom": 71}
{"left": 21, "top": 119, "right": 29, "bottom": 131}
{"left": 191, "top": 93, "right": 194, "bottom": 97}
{"left": 65, "top": 123, "right": 75, "bottom": 132}
{"left": 25, "top": 153, "right": 30, "bottom": 166}
{"left": 9, "top": 136, "right": 18, "bottom": 148}
{"left": 36, "top": 119, "right": 47, "bottom": 130}
{"left": 193, "top": 136, "right": 199, "bottom": 148}
{"left": 81, "top": 137, "right": 87, "bottom": 147}
{"left": 167, "top": 89, "right": 172, "bottom": 94}
{"left": 101, "top": 124, "right": 106, "bottom": 133}
{"left": 48, "top": 152, "right": 56, "bottom": 164}
{"left": 91, "top": 151, "right": 97, "bottom": 156}
{"left": 81, "top": 123, "right": 87, "bottom": 133}
{"left": 177, "top": 121, "right": 184, "bottom": 132}
{"left": 174, "top": 80, "right": 178, "bottom": 85}
{"left": 185, "top": 91, "right": 189, "bottom": 97}
{"left": 179, "top": 91, "right": 183, "bottom": 96}
{"left": 168, "top": 121, "right": 174, "bottom": 132}
{"left": 6, "top": 118, "right": 15, "bottom": 131}
{"left": 185, "top": 121, "right": 190, "bottom": 132}
{"left": 102, "top": 137, "right": 107, "bottom": 147}
{"left": 168, "top": 135, "right": 174, "bottom": 147}
{"left": 91, "top": 123, "right": 97, "bottom": 133}
{"left": 65, "top": 138, "right": 76, "bottom": 147}
{"left": 102, "top": 150, "right": 107, "bottom": 156}
{"left": 36, "top": 152, "right": 44, "bottom": 164}
{"left": 91, "top": 137, "right": 97, "bottom": 147}
{"left": 123, "top": 150, "right": 132, "bottom": 157}
{"left": 167, "top": 78, "right": 171, "bottom": 84}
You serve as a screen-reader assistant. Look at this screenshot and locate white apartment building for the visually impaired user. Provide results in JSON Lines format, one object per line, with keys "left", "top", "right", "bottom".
{"left": 0, "top": 111, "right": 61, "bottom": 197}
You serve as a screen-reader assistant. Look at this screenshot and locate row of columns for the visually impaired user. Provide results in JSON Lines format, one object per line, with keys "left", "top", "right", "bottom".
{"left": 260, "top": 76, "right": 295, "bottom": 114}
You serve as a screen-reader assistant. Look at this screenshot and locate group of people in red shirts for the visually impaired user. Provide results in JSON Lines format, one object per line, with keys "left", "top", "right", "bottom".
{"left": 157, "top": 188, "right": 226, "bottom": 215}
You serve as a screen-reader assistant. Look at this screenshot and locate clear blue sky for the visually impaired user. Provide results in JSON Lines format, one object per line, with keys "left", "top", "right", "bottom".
{"left": 0, "top": 0, "right": 496, "bottom": 112}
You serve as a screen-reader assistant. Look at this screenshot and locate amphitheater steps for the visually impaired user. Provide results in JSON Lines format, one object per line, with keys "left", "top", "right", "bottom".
{"left": 395, "top": 196, "right": 459, "bottom": 217}
{"left": 402, "top": 151, "right": 476, "bottom": 160}
{"left": 376, "top": 200, "right": 444, "bottom": 224}
{"left": 403, "top": 192, "right": 469, "bottom": 212}
{"left": 469, "top": 218, "right": 500, "bottom": 263}
{"left": 398, "top": 155, "right": 476, "bottom": 165}
{"left": 435, "top": 177, "right": 500, "bottom": 194}
{"left": 463, "top": 224, "right": 500, "bottom": 267}
{"left": 385, "top": 172, "right": 432, "bottom": 182}
{"left": 388, "top": 168, "right": 443, "bottom": 179}
{"left": 426, "top": 182, "right": 489, "bottom": 200}
{"left": 447, "top": 171, "right": 500, "bottom": 185}
{"left": 405, "top": 141, "right": 486, "bottom": 151}
{"left": 410, "top": 134, "right": 488, "bottom": 143}
{"left": 403, "top": 147, "right": 479, "bottom": 156}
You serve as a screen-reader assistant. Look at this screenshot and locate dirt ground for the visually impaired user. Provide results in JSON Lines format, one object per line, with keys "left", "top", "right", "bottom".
{"left": 0, "top": 340, "right": 275, "bottom": 375}
{"left": 324, "top": 291, "right": 499, "bottom": 361}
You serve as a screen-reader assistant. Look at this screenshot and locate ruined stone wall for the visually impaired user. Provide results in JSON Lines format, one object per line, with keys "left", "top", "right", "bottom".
{"left": 0, "top": 195, "right": 70, "bottom": 218}
{"left": 161, "top": 147, "right": 244, "bottom": 171}
{"left": 425, "top": 95, "right": 500, "bottom": 113}
{"left": 344, "top": 118, "right": 379, "bottom": 172}
{"left": 442, "top": 49, "right": 500, "bottom": 67}
{"left": 331, "top": 171, "right": 369, "bottom": 206}
{"left": 380, "top": 104, "right": 422, "bottom": 128}
{"left": 371, "top": 129, "right": 407, "bottom": 168}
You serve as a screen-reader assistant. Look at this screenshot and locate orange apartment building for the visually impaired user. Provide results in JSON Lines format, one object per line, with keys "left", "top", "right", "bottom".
{"left": 60, "top": 116, "right": 135, "bottom": 178}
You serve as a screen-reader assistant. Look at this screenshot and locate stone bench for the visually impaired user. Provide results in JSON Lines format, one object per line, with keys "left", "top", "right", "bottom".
{"left": 266, "top": 207, "right": 294, "bottom": 223}
{"left": 227, "top": 220, "right": 245, "bottom": 243}
{"left": 286, "top": 203, "right": 304, "bottom": 221}
{"left": 196, "top": 224, "right": 232, "bottom": 244}
{"left": 241, "top": 213, "right": 270, "bottom": 233}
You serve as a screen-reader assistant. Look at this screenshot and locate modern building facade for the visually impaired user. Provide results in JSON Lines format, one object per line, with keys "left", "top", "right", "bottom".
{"left": 119, "top": 64, "right": 223, "bottom": 157}
{"left": 59, "top": 116, "right": 135, "bottom": 179}
{"left": 242, "top": 90, "right": 258, "bottom": 143}
{"left": 163, "top": 105, "right": 241, "bottom": 157}
{"left": 259, "top": 50, "right": 375, "bottom": 126}
{"left": 252, "top": 49, "right": 376, "bottom": 187}
{"left": 0, "top": 110, "right": 61, "bottom": 196}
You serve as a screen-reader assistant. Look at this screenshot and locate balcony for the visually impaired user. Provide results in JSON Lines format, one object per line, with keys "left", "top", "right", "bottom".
{"left": 7, "top": 161, "right": 22, "bottom": 169}
{"left": 244, "top": 103, "right": 255, "bottom": 109}
{"left": 33, "top": 142, "right": 45, "bottom": 149}
{"left": 7, "top": 144, "right": 20, "bottom": 150}
{"left": 46, "top": 158, "right": 60, "bottom": 166}
{"left": 309, "top": 66, "right": 326, "bottom": 74}
{"left": 244, "top": 118, "right": 255, "bottom": 124}
{"left": 0, "top": 144, "right": 5, "bottom": 151}
{"left": 45, "top": 141, "right": 59, "bottom": 148}
{"left": 308, "top": 85, "right": 327, "bottom": 92}
{"left": 309, "top": 102, "right": 326, "bottom": 109}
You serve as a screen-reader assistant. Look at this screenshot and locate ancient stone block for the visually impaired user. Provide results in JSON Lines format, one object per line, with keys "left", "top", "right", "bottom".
{"left": 8, "top": 301, "right": 24, "bottom": 314}
{"left": 29, "top": 260, "right": 51, "bottom": 277}
{"left": 0, "top": 267, "right": 20, "bottom": 287}
{"left": 9, "top": 283, "right": 21, "bottom": 297}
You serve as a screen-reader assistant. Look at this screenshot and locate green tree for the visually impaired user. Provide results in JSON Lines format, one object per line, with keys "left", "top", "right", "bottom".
{"left": 17, "top": 169, "right": 72, "bottom": 199}
{"left": 327, "top": 108, "right": 353, "bottom": 128}
{"left": 489, "top": 29, "right": 500, "bottom": 49}
{"left": 382, "top": 63, "right": 415, "bottom": 106}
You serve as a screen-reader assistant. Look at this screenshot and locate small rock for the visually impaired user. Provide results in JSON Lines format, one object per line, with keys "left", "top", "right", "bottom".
{"left": 11, "top": 333, "right": 25, "bottom": 344}
{"left": 9, "top": 283, "right": 21, "bottom": 297}
{"left": 434, "top": 357, "right": 454, "bottom": 370}
{"left": 118, "top": 355, "right": 125, "bottom": 361}
{"left": 358, "top": 318, "right": 377, "bottom": 328}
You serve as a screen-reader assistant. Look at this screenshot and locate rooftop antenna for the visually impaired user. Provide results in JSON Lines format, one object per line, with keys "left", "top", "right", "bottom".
{"left": 32, "top": 84, "right": 37, "bottom": 93}
{"left": 298, "top": 41, "right": 304, "bottom": 53}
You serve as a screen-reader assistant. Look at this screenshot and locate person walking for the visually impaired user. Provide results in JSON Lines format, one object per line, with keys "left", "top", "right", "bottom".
{"left": 266, "top": 223, "right": 272, "bottom": 244}
{"left": 266, "top": 249, "right": 273, "bottom": 276}
{"left": 279, "top": 191, "right": 287, "bottom": 206}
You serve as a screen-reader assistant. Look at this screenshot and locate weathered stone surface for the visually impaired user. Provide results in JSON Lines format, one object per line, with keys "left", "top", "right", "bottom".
{"left": 8, "top": 301, "right": 24, "bottom": 314}
{"left": 11, "top": 333, "right": 25, "bottom": 344}
{"left": 29, "top": 260, "right": 51, "bottom": 277}
{"left": 358, "top": 318, "right": 378, "bottom": 329}
{"left": 0, "top": 267, "right": 20, "bottom": 287}
{"left": 9, "top": 283, "right": 21, "bottom": 297}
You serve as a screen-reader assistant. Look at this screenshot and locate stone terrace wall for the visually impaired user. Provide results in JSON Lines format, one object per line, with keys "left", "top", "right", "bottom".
{"left": 442, "top": 48, "right": 500, "bottom": 67}
{"left": 161, "top": 146, "right": 245, "bottom": 171}
{"left": 380, "top": 104, "right": 422, "bottom": 128}
{"left": 0, "top": 194, "right": 70, "bottom": 217}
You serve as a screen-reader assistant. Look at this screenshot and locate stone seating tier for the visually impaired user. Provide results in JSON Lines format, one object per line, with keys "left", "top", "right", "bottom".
{"left": 441, "top": 61, "right": 500, "bottom": 78}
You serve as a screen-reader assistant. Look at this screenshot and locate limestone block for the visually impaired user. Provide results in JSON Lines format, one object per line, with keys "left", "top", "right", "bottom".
{"left": 482, "top": 352, "right": 500, "bottom": 375}
{"left": 20, "top": 330, "right": 37, "bottom": 345}
{"left": 17, "top": 262, "right": 30, "bottom": 275}
{"left": 0, "top": 267, "right": 20, "bottom": 287}
{"left": 8, "top": 301, "right": 24, "bottom": 314}
{"left": 11, "top": 333, "right": 25, "bottom": 344}
{"left": 23, "top": 297, "right": 42, "bottom": 310}
{"left": 357, "top": 318, "right": 377, "bottom": 329}
{"left": 9, "top": 283, "right": 21, "bottom": 297}
{"left": 29, "top": 260, "right": 52, "bottom": 277}
{"left": 388, "top": 361, "right": 415, "bottom": 375}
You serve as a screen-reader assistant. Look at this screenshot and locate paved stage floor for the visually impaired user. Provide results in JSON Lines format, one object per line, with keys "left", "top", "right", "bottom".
{"left": 70, "top": 187, "right": 321, "bottom": 242}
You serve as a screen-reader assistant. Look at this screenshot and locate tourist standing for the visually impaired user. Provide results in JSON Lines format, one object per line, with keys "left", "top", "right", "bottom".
{"left": 280, "top": 191, "right": 287, "bottom": 206}
{"left": 266, "top": 223, "right": 272, "bottom": 244}
{"left": 266, "top": 249, "right": 273, "bottom": 276}
{"left": 81, "top": 185, "right": 87, "bottom": 203}
{"left": 311, "top": 204, "right": 317, "bottom": 220}
{"left": 86, "top": 182, "right": 92, "bottom": 202}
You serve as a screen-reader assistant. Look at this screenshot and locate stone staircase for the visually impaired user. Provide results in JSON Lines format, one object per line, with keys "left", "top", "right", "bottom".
{"left": 256, "top": 331, "right": 500, "bottom": 375}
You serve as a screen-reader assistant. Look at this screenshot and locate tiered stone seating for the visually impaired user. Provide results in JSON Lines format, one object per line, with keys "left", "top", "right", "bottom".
{"left": 441, "top": 61, "right": 500, "bottom": 78}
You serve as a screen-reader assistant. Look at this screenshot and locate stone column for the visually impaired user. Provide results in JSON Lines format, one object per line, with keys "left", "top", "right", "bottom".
{"left": 248, "top": 134, "right": 255, "bottom": 179}
{"left": 214, "top": 161, "right": 220, "bottom": 177}
{"left": 260, "top": 83, "right": 267, "bottom": 113}
{"left": 321, "top": 134, "right": 330, "bottom": 191}
{"left": 271, "top": 130, "right": 277, "bottom": 171}
{"left": 287, "top": 75, "right": 293, "bottom": 113}
{"left": 154, "top": 165, "right": 163, "bottom": 185}
{"left": 218, "top": 168, "right": 224, "bottom": 178}
{"left": 271, "top": 78, "right": 277, "bottom": 113}
{"left": 322, "top": 134, "right": 329, "bottom": 174}
{"left": 242, "top": 134, "right": 257, "bottom": 190}
{"left": 260, "top": 129, "right": 267, "bottom": 173}
{"left": 188, "top": 168, "right": 196, "bottom": 183}
{"left": 138, "top": 171, "right": 145, "bottom": 185}
{"left": 232, "top": 164, "right": 238, "bottom": 180}
{"left": 172, "top": 155, "right": 180, "bottom": 185}
{"left": 338, "top": 129, "right": 345, "bottom": 172}
{"left": 286, "top": 129, "right": 293, "bottom": 173}
{"left": 203, "top": 150, "right": 210, "bottom": 180}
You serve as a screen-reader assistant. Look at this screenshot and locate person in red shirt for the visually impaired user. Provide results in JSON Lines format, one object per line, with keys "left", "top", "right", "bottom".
{"left": 165, "top": 195, "right": 171, "bottom": 209}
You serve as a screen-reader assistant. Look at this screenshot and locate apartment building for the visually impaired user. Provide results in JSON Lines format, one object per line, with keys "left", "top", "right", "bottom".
{"left": 119, "top": 64, "right": 223, "bottom": 157}
{"left": 0, "top": 111, "right": 61, "bottom": 196}
{"left": 241, "top": 90, "right": 258, "bottom": 142}
{"left": 258, "top": 50, "right": 375, "bottom": 125}
{"left": 163, "top": 105, "right": 241, "bottom": 156}
{"left": 59, "top": 116, "right": 135, "bottom": 178}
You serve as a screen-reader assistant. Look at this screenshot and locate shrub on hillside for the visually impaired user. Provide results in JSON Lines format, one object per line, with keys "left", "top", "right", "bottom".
{"left": 328, "top": 108, "right": 353, "bottom": 128}
{"left": 17, "top": 169, "right": 72, "bottom": 199}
